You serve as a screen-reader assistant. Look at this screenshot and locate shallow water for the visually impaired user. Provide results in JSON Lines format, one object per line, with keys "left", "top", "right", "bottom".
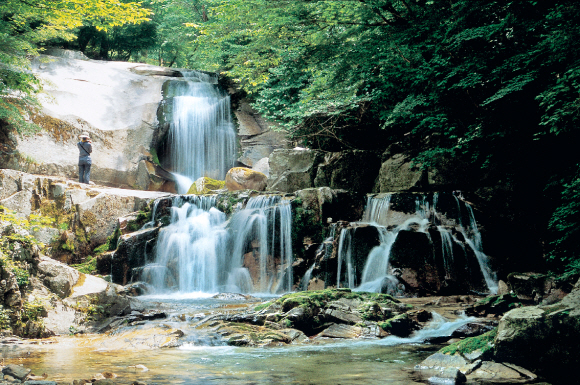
{"left": 0, "top": 295, "right": 470, "bottom": 384}
{"left": 5, "top": 340, "right": 437, "bottom": 384}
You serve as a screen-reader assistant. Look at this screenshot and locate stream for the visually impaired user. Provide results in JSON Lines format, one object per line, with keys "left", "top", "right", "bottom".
{"left": 1, "top": 296, "right": 475, "bottom": 384}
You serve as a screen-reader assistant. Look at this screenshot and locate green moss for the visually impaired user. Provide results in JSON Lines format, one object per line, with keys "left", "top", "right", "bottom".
{"left": 126, "top": 209, "right": 151, "bottom": 232}
{"left": 94, "top": 226, "right": 120, "bottom": 254}
{"left": 187, "top": 177, "right": 226, "bottom": 194}
{"left": 283, "top": 319, "right": 293, "bottom": 328}
{"left": 440, "top": 328, "right": 498, "bottom": 356}
{"left": 254, "top": 301, "right": 271, "bottom": 312}
{"left": 71, "top": 255, "right": 97, "bottom": 274}
{"left": 274, "top": 289, "right": 400, "bottom": 313}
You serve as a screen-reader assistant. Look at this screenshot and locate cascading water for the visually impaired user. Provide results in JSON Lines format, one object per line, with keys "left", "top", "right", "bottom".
{"left": 142, "top": 195, "right": 293, "bottom": 294}
{"left": 339, "top": 193, "right": 498, "bottom": 294}
{"left": 455, "top": 197, "right": 498, "bottom": 294}
{"left": 166, "top": 71, "right": 236, "bottom": 193}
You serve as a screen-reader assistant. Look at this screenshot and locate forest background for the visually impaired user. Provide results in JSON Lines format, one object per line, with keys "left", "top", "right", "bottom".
{"left": 1, "top": 0, "right": 579, "bottom": 277}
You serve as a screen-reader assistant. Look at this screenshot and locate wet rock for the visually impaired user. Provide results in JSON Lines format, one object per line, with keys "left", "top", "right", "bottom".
{"left": 450, "top": 323, "right": 495, "bottom": 338}
{"left": 225, "top": 167, "right": 267, "bottom": 191}
{"left": 2, "top": 364, "right": 31, "bottom": 381}
{"left": 427, "top": 367, "right": 466, "bottom": 384}
{"left": 93, "top": 380, "right": 116, "bottom": 385}
{"left": 381, "top": 313, "right": 419, "bottom": 337}
{"left": 295, "top": 187, "right": 360, "bottom": 223}
{"left": 324, "top": 308, "right": 363, "bottom": 325}
{"left": 111, "top": 227, "right": 160, "bottom": 285}
{"left": 23, "top": 381, "right": 58, "bottom": 385}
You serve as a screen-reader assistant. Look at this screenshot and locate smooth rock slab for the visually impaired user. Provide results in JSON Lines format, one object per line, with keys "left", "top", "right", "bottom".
{"left": 318, "top": 324, "right": 362, "bottom": 339}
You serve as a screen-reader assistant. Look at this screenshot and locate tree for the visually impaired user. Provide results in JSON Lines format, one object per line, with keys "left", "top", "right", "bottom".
{"left": 0, "top": 0, "right": 150, "bottom": 132}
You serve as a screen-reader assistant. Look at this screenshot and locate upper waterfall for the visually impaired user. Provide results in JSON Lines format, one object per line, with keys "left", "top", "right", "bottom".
{"left": 166, "top": 71, "right": 236, "bottom": 192}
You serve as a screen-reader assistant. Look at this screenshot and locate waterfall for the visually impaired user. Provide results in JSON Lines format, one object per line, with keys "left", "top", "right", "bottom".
{"left": 142, "top": 195, "right": 293, "bottom": 294}
{"left": 336, "top": 227, "right": 355, "bottom": 288}
{"left": 362, "top": 195, "right": 392, "bottom": 226}
{"left": 457, "top": 198, "right": 498, "bottom": 294}
{"left": 228, "top": 196, "right": 293, "bottom": 293}
{"left": 438, "top": 226, "right": 455, "bottom": 278}
{"left": 166, "top": 70, "right": 236, "bottom": 193}
{"left": 340, "top": 193, "right": 498, "bottom": 295}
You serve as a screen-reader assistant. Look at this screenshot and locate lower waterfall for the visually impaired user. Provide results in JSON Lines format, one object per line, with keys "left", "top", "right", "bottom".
{"left": 141, "top": 195, "right": 293, "bottom": 294}
{"left": 337, "top": 192, "right": 498, "bottom": 295}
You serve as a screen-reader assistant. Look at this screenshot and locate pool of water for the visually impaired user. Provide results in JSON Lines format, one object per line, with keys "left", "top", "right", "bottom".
{"left": 0, "top": 295, "right": 469, "bottom": 384}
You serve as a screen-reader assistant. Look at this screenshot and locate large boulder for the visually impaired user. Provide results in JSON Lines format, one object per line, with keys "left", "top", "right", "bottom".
{"left": 373, "top": 153, "right": 425, "bottom": 192}
{"left": 36, "top": 256, "right": 81, "bottom": 298}
{"left": 494, "top": 279, "right": 580, "bottom": 381}
{"left": 7, "top": 55, "right": 170, "bottom": 188}
{"left": 313, "top": 150, "right": 381, "bottom": 195}
{"left": 267, "top": 149, "right": 324, "bottom": 193}
{"left": 225, "top": 167, "right": 268, "bottom": 191}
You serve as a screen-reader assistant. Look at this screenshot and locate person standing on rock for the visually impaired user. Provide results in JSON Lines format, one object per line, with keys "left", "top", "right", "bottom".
{"left": 78, "top": 132, "right": 92, "bottom": 184}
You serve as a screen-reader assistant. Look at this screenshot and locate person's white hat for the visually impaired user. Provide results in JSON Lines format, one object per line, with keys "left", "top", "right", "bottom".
{"left": 79, "top": 132, "right": 90, "bottom": 139}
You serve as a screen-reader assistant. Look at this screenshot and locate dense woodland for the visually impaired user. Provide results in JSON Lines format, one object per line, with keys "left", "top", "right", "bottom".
{"left": 1, "top": 0, "right": 580, "bottom": 277}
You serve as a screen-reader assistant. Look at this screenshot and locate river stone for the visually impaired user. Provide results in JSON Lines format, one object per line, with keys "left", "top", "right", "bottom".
{"left": 427, "top": 367, "right": 467, "bottom": 384}
{"left": 24, "top": 381, "right": 58, "bottom": 385}
{"left": 469, "top": 361, "right": 534, "bottom": 383}
{"left": 494, "top": 280, "right": 580, "bottom": 380}
{"left": 225, "top": 167, "right": 268, "bottom": 191}
{"left": 267, "top": 148, "right": 324, "bottom": 192}
{"left": 2, "top": 364, "right": 31, "bottom": 380}
{"left": 324, "top": 308, "right": 364, "bottom": 325}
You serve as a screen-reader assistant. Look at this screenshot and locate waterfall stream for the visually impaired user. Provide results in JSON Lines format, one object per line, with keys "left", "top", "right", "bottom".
{"left": 142, "top": 195, "right": 293, "bottom": 294}
{"left": 166, "top": 71, "right": 236, "bottom": 193}
{"left": 337, "top": 193, "right": 498, "bottom": 295}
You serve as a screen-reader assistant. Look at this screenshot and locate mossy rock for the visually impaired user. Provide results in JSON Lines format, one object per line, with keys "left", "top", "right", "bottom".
{"left": 440, "top": 328, "right": 498, "bottom": 357}
{"left": 187, "top": 177, "right": 226, "bottom": 194}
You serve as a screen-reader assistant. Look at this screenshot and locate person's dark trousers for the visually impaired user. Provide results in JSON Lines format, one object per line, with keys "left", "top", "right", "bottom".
{"left": 79, "top": 160, "right": 91, "bottom": 184}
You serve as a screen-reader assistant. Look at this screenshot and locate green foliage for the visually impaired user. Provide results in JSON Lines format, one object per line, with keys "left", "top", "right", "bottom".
{"left": 1, "top": 0, "right": 150, "bottom": 131}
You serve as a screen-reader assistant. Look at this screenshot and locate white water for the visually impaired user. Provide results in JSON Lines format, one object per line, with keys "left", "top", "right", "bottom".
{"left": 142, "top": 195, "right": 293, "bottom": 294}
{"left": 337, "top": 193, "right": 498, "bottom": 294}
{"left": 167, "top": 71, "right": 236, "bottom": 192}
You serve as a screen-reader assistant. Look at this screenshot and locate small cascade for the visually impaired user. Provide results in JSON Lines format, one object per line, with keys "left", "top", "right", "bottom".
{"left": 362, "top": 195, "right": 392, "bottom": 226}
{"left": 166, "top": 70, "right": 236, "bottom": 192}
{"left": 300, "top": 264, "right": 316, "bottom": 291}
{"left": 457, "top": 198, "right": 498, "bottom": 294}
{"left": 335, "top": 192, "right": 498, "bottom": 295}
{"left": 336, "top": 227, "right": 355, "bottom": 288}
{"left": 142, "top": 195, "right": 293, "bottom": 294}
{"left": 437, "top": 226, "right": 455, "bottom": 277}
{"left": 228, "top": 196, "right": 293, "bottom": 293}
